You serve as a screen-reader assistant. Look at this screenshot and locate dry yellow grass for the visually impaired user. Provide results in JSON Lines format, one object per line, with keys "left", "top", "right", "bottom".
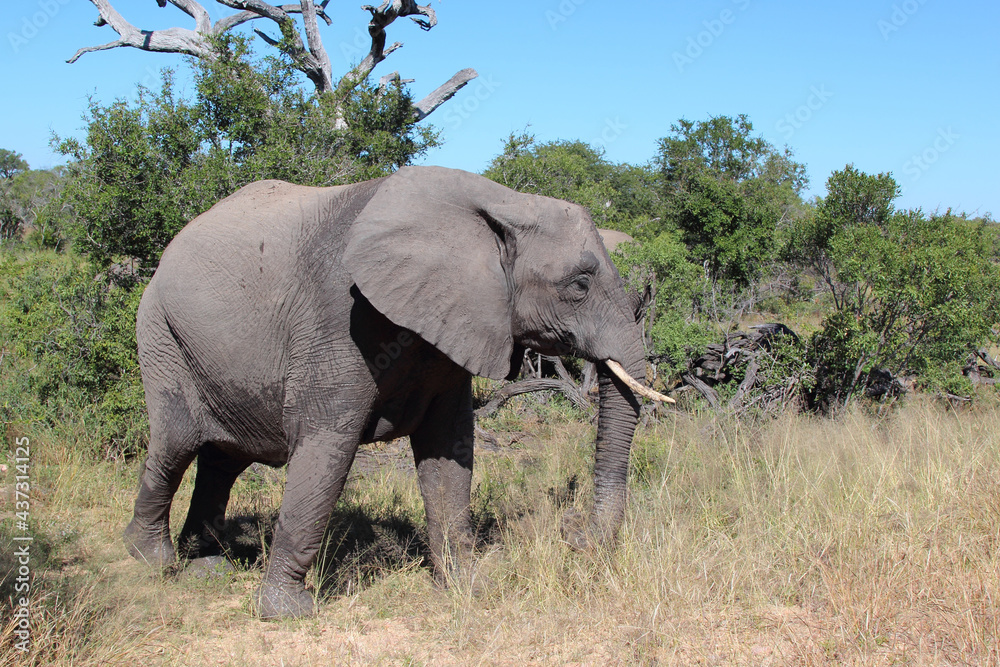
{"left": 2, "top": 397, "right": 1000, "bottom": 665}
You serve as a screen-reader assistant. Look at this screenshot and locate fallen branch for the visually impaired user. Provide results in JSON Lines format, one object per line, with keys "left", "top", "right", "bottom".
{"left": 475, "top": 378, "right": 593, "bottom": 419}
{"left": 681, "top": 372, "right": 719, "bottom": 408}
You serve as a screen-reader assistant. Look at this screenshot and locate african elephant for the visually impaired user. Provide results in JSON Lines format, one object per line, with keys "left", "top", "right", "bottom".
{"left": 124, "top": 166, "right": 669, "bottom": 619}
{"left": 597, "top": 228, "right": 634, "bottom": 254}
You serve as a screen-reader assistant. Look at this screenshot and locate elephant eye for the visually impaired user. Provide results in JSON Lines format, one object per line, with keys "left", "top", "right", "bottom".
{"left": 567, "top": 274, "right": 591, "bottom": 299}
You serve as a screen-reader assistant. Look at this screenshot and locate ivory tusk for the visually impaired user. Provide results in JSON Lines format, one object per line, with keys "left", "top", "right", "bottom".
{"left": 604, "top": 360, "right": 676, "bottom": 403}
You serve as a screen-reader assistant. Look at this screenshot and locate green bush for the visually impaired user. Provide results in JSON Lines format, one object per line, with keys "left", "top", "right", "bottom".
{"left": 55, "top": 34, "right": 438, "bottom": 274}
{"left": 655, "top": 114, "right": 807, "bottom": 288}
{"left": 482, "top": 132, "right": 657, "bottom": 233}
{"left": 797, "top": 166, "right": 1000, "bottom": 408}
{"left": 612, "top": 231, "right": 714, "bottom": 378}
{"left": 0, "top": 249, "right": 146, "bottom": 458}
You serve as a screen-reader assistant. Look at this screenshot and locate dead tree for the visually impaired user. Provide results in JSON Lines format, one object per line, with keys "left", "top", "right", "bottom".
{"left": 69, "top": 0, "right": 477, "bottom": 123}
{"left": 683, "top": 323, "right": 804, "bottom": 417}
{"left": 965, "top": 347, "right": 1000, "bottom": 386}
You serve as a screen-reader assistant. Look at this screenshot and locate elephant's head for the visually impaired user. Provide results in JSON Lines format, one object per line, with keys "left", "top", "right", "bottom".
{"left": 343, "top": 166, "right": 668, "bottom": 547}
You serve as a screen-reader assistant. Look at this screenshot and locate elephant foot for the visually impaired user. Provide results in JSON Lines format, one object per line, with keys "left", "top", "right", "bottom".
{"left": 254, "top": 582, "right": 316, "bottom": 620}
{"left": 176, "top": 529, "right": 224, "bottom": 562}
{"left": 560, "top": 508, "right": 621, "bottom": 552}
{"left": 559, "top": 508, "right": 591, "bottom": 551}
{"left": 432, "top": 556, "right": 488, "bottom": 597}
{"left": 182, "top": 555, "right": 235, "bottom": 580}
{"left": 124, "top": 519, "right": 176, "bottom": 568}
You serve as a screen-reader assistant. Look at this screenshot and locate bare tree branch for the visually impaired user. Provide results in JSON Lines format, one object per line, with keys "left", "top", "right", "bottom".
{"left": 214, "top": 4, "right": 331, "bottom": 34}
{"left": 68, "top": 0, "right": 214, "bottom": 63}
{"left": 299, "top": 0, "right": 332, "bottom": 90}
{"left": 169, "top": 0, "right": 212, "bottom": 33}
{"left": 70, "top": 0, "right": 476, "bottom": 121}
{"left": 475, "top": 379, "right": 594, "bottom": 419}
{"left": 414, "top": 68, "right": 477, "bottom": 120}
{"left": 378, "top": 71, "right": 414, "bottom": 92}
{"left": 337, "top": 0, "right": 437, "bottom": 95}
{"left": 342, "top": 41, "right": 399, "bottom": 91}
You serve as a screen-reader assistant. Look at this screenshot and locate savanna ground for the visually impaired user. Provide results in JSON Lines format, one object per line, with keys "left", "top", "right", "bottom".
{"left": 2, "top": 395, "right": 999, "bottom": 666}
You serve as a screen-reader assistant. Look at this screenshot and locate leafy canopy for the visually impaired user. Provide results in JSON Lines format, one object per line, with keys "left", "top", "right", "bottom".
{"left": 56, "top": 35, "right": 439, "bottom": 272}
{"left": 655, "top": 114, "right": 807, "bottom": 287}
{"left": 0, "top": 149, "right": 29, "bottom": 180}
{"left": 482, "top": 132, "right": 660, "bottom": 235}
{"left": 804, "top": 166, "right": 1000, "bottom": 406}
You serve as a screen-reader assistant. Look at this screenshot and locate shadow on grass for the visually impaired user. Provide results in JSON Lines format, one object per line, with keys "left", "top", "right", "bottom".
{"left": 211, "top": 492, "right": 521, "bottom": 601}
{"left": 313, "top": 505, "right": 427, "bottom": 597}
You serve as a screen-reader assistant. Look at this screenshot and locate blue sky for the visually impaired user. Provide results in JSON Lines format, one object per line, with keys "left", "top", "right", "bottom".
{"left": 2, "top": 1, "right": 997, "bottom": 215}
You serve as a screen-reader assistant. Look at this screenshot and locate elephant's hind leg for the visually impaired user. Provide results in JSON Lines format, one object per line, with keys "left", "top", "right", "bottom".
{"left": 126, "top": 327, "right": 205, "bottom": 569}
{"left": 177, "top": 444, "right": 251, "bottom": 565}
{"left": 124, "top": 445, "right": 197, "bottom": 569}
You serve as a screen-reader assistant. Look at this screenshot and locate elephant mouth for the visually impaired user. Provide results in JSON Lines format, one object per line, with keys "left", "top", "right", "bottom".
{"left": 525, "top": 331, "right": 673, "bottom": 403}
{"left": 525, "top": 331, "right": 577, "bottom": 358}
{"left": 550, "top": 330, "right": 578, "bottom": 357}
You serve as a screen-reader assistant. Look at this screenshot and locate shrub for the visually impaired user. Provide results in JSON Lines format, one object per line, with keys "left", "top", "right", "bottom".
{"left": 798, "top": 167, "right": 1000, "bottom": 408}
{"left": 0, "top": 249, "right": 146, "bottom": 458}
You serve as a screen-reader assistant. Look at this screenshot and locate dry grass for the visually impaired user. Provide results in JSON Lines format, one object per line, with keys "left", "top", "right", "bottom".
{"left": 3, "top": 397, "right": 1000, "bottom": 665}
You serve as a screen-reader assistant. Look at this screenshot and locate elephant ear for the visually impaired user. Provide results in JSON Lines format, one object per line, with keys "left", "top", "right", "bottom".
{"left": 343, "top": 166, "right": 526, "bottom": 381}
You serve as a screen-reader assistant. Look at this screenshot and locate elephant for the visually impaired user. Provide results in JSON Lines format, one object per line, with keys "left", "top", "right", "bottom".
{"left": 597, "top": 228, "right": 634, "bottom": 254}
{"left": 124, "top": 166, "right": 671, "bottom": 619}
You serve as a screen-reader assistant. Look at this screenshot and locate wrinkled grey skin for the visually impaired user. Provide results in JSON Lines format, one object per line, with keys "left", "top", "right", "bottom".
{"left": 125, "top": 166, "right": 645, "bottom": 619}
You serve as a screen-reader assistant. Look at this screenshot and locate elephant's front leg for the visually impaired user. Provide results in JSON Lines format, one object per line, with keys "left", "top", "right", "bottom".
{"left": 410, "top": 376, "right": 477, "bottom": 588}
{"left": 255, "top": 431, "right": 357, "bottom": 620}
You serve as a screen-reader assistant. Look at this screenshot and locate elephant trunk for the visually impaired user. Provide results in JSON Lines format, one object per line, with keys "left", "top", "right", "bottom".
{"left": 586, "top": 330, "right": 650, "bottom": 546}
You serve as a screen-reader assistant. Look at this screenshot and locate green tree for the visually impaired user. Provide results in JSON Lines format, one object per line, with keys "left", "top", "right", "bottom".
{"left": 804, "top": 167, "right": 1000, "bottom": 407}
{"left": 56, "top": 35, "right": 438, "bottom": 273}
{"left": 655, "top": 114, "right": 807, "bottom": 288}
{"left": 786, "top": 164, "right": 899, "bottom": 309}
{"left": 1, "top": 150, "right": 30, "bottom": 241}
{"left": 483, "top": 132, "right": 659, "bottom": 234}
{"left": 0, "top": 149, "right": 28, "bottom": 179}
{"left": 0, "top": 250, "right": 146, "bottom": 458}
{"left": 0, "top": 153, "right": 71, "bottom": 247}
{"left": 613, "top": 231, "right": 714, "bottom": 378}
